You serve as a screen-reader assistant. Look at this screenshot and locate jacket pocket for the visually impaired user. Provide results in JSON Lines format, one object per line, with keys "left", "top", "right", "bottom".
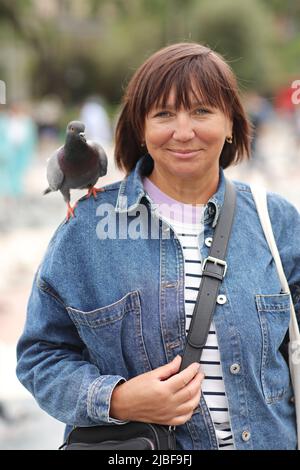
{"left": 67, "top": 291, "right": 151, "bottom": 378}
{"left": 255, "top": 292, "right": 291, "bottom": 404}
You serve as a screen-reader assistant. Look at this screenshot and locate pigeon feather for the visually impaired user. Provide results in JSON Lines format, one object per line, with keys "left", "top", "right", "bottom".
{"left": 43, "top": 146, "right": 65, "bottom": 194}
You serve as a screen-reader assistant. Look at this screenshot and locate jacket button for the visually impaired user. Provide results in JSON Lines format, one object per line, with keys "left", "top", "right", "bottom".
{"left": 242, "top": 431, "right": 251, "bottom": 442}
{"left": 230, "top": 363, "right": 241, "bottom": 374}
{"left": 217, "top": 294, "right": 227, "bottom": 304}
{"left": 205, "top": 237, "right": 212, "bottom": 247}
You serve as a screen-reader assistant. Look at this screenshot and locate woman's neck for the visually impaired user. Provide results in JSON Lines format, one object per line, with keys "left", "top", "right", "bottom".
{"left": 147, "top": 168, "right": 219, "bottom": 205}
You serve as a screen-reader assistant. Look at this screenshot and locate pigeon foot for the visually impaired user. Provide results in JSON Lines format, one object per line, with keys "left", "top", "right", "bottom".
{"left": 66, "top": 202, "right": 77, "bottom": 221}
{"left": 86, "top": 186, "right": 105, "bottom": 199}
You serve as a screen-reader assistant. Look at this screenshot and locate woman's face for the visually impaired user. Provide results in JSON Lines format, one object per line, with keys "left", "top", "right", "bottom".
{"left": 143, "top": 88, "right": 232, "bottom": 181}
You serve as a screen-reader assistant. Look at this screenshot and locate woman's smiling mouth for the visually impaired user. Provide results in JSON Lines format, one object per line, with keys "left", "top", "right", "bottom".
{"left": 166, "top": 148, "right": 203, "bottom": 158}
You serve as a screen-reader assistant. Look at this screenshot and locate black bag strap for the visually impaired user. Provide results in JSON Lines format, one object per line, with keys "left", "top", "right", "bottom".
{"left": 179, "top": 178, "right": 236, "bottom": 371}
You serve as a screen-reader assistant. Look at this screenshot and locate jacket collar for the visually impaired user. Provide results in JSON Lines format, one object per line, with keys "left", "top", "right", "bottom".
{"left": 115, "top": 153, "right": 227, "bottom": 228}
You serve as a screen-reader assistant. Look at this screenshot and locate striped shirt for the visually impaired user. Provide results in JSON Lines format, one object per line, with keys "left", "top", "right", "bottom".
{"left": 143, "top": 177, "right": 235, "bottom": 450}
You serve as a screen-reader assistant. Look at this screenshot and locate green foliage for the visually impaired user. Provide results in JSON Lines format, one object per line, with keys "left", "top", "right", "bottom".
{"left": 189, "top": 0, "right": 282, "bottom": 92}
{"left": 260, "top": 0, "right": 300, "bottom": 19}
{"left": 0, "top": 0, "right": 299, "bottom": 104}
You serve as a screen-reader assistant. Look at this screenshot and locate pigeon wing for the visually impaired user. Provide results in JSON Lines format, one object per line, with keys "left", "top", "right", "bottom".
{"left": 88, "top": 141, "right": 108, "bottom": 177}
{"left": 46, "top": 146, "right": 65, "bottom": 191}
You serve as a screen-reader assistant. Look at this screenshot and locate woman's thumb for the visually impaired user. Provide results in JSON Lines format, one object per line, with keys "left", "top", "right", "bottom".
{"left": 154, "top": 355, "right": 182, "bottom": 381}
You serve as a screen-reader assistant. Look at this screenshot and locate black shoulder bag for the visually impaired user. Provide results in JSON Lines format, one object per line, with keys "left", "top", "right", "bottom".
{"left": 61, "top": 178, "right": 236, "bottom": 450}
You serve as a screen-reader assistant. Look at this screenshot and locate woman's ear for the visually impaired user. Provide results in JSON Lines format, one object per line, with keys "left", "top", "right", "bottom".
{"left": 227, "top": 118, "right": 233, "bottom": 136}
{"left": 225, "top": 120, "right": 233, "bottom": 142}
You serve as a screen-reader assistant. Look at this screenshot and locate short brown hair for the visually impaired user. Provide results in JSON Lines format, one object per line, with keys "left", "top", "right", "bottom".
{"left": 115, "top": 42, "right": 252, "bottom": 175}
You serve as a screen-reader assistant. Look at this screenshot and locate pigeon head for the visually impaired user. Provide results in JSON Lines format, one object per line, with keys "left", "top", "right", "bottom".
{"left": 66, "top": 121, "right": 86, "bottom": 143}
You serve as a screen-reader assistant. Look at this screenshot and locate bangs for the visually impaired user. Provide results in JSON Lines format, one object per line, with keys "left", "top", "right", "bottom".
{"left": 142, "top": 56, "right": 232, "bottom": 117}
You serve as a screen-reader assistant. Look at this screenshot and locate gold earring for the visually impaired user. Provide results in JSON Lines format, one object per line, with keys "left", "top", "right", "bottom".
{"left": 226, "top": 136, "right": 233, "bottom": 144}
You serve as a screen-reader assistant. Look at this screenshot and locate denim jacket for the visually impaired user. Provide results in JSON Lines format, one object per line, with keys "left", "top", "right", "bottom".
{"left": 16, "top": 154, "right": 300, "bottom": 449}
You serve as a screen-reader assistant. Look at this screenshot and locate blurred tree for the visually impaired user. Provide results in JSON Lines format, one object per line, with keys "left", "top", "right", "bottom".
{"left": 0, "top": 0, "right": 299, "bottom": 105}
{"left": 190, "top": 0, "right": 281, "bottom": 92}
{"left": 0, "top": 0, "right": 29, "bottom": 34}
{"left": 261, "top": 0, "right": 300, "bottom": 19}
{"left": 0, "top": 0, "right": 43, "bottom": 52}
{"left": 260, "top": 0, "right": 300, "bottom": 79}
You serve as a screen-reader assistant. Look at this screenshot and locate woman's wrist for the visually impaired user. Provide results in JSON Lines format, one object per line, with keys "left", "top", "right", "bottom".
{"left": 110, "top": 382, "right": 129, "bottom": 421}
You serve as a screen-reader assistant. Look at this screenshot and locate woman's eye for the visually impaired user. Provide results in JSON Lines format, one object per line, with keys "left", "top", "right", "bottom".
{"left": 194, "top": 108, "right": 210, "bottom": 115}
{"left": 154, "top": 111, "right": 172, "bottom": 118}
{"left": 153, "top": 108, "right": 210, "bottom": 118}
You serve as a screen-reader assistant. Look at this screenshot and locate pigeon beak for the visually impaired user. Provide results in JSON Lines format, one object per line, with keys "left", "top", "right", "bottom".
{"left": 79, "top": 132, "right": 86, "bottom": 142}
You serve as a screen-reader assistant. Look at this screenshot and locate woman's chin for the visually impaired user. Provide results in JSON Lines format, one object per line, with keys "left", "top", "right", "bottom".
{"left": 171, "top": 169, "right": 203, "bottom": 180}
{"left": 170, "top": 161, "right": 208, "bottom": 177}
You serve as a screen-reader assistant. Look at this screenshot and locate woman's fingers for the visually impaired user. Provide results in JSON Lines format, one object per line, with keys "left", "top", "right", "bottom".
{"left": 174, "top": 383, "right": 202, "bottom": 414}
{"left": 111, "top": 358, "right": 204, "bottom": 424}
{"left": 173, "top": 370, "right": 204, "bottom": 403}
{"left": 154, "top": 355, "right": 182, "bottom": 381}
{"left": 167, "top": 361, "right": 203, "bottom": 393}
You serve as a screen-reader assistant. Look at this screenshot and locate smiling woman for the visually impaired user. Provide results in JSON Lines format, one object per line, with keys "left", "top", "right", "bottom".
{"left": 115, "top": 43, "right": 251, "bottom": 177}
{"left": 143, "top": 92, "right": 233, "bottom": 204}
{"left": 16, "top": 42, "right": 300, "bottom": 451}
{"left": 115, "top": 43, "right": 251, "bottom": 205}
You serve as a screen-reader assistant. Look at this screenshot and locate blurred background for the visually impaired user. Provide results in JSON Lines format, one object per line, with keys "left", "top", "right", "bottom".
{"left": 0, "top": 0, "right": 300, "bottom": 449}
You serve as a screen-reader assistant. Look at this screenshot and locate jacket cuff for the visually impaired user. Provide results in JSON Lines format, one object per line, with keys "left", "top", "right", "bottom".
{"left": 87, "top": 375, "right": 129, "bottom": 424}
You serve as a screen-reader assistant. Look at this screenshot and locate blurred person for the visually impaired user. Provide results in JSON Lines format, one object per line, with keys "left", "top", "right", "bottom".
{"left": 274, "top": 83, "right": 300, "bottom": 137}
{"left": 0, "top": 103, "right": 37, "bottom": 199}
{"left": 80, "top": 96, "right": 112, "bottom": 151}
{"left": 16, "top": 43, "right": 299, "bottom": 450}
{"left": 274, "top": 84, "right": 295, "bottom": 119}
{"left": 0, "top": 109, "right": 13, "bottom": 197}
{"left": 243, "top": 91, "right": 274, "bottom": 169}
{"left": 295, "top": 106, "right": 300, "bottom": 148}
{"left": 6, "top": 103, "right": 37, "bottom": 197}
{"left": 34, "top": 96, "right": 63, "bottom": 140}
{"left": 273, "top": 83, "right": 300, "bottom": 166}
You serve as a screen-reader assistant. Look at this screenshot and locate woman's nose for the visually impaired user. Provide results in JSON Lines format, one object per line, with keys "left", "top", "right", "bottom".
{"left": 172, "top": 114, "right": 196, "bottom": 141}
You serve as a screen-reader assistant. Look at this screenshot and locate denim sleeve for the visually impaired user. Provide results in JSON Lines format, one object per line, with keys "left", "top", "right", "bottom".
{"left": 16, "top": 274, "right": 128, "bottom": 426}
{"left": 267, "top": 192, "right": 300, "bottom": 326}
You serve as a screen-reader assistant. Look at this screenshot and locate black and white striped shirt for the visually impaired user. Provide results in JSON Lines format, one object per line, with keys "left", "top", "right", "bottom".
{"left": 163, "top": 216, "right": 235, "bottom": 450}
{"left": 143, "top": 177, "right": 235, "bottom": 449}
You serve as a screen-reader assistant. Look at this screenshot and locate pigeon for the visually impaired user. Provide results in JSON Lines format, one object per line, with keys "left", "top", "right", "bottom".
{"left": 43, "top": 121, "right": 108, "bottom": 220}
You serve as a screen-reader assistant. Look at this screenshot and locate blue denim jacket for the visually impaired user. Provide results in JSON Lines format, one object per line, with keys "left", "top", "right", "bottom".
{"left": 16, "top": 154, "right": 300, "bottom": 449}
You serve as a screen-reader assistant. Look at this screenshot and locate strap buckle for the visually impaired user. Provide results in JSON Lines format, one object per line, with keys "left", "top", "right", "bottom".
{"left": 202, "top": 256, "right": 228, "bottom": 279}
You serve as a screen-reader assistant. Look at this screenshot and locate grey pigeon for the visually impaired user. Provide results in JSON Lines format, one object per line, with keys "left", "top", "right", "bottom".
{"left": 43, "top": 121, "right": 108, "bottom": 220}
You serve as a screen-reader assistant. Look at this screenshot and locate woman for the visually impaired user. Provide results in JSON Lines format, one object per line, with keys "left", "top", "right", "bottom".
{"left": 17, "top": 43, "right": 300, "bottom": 450}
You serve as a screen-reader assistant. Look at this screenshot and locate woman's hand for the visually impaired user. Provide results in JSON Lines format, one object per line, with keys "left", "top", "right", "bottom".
{"left": 110, "top": 355, "right": 204, "bottom": 426}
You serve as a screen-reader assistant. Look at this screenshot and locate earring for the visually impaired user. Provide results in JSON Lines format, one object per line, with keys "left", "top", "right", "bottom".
{"left": 226, "top": 136, "right": 233, "bottom": 144}
{"left": 141, "top": 142, "right": 145, "bottom": 147}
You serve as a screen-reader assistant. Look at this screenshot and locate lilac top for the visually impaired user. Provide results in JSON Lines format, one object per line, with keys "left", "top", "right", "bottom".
{"left": 143, "top": 177, "right": 205, "bottom": 226}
